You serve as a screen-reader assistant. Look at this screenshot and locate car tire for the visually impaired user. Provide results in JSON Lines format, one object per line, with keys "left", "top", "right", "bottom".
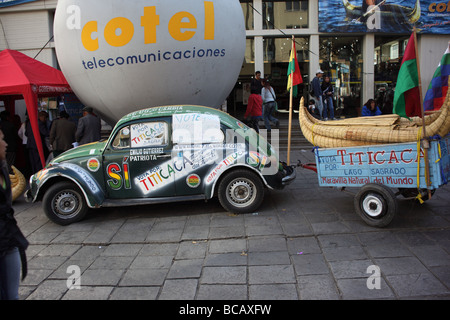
{"left": 42, "top": 181, "right": 88, "bottom": 225}
{"left": 218, "top": 169, "right": 264, "bottom": 214}
{"left": 354, "top": 183, "right": 397, "bottom": 228}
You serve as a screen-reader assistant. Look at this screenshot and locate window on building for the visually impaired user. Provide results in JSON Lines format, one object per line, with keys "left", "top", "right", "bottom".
{"left": 319, "top": 36, "right": 363, "bottom": 116}
{"left": 241, "top": 0, "right": 254, "bottom": 30}
{"left": 262, "top": 1, "right": 309, "bottom": 29}
{"left": 263, "top": 36, "right": 309, "bottom": 109}
{"left": 374, "top": 36, "right": 409, "bottom": 114}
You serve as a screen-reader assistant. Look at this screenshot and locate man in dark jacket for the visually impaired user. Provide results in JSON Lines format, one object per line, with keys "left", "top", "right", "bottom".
{"left": 75, "top": 106, "right": 101, "bottom": 145}
{"left": 311, "top": 69, "right": 324, "bottom": 119}
{"left": 50, "top": 111, "right": 76, "bottom": 157}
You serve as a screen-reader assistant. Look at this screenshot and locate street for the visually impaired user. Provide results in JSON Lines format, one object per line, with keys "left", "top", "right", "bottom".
{"left": 12, "top": 147, "right": 450, "bottom": 300}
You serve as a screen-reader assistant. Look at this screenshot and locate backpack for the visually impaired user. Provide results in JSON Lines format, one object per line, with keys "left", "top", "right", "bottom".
{"left": 309, "top": 80, "right": 314, "bottom": 96}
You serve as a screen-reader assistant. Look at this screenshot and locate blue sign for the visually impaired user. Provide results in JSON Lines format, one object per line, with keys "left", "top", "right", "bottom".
{"left": 319, "top": 0, "right": 450, "bottom": 34}
{"left": 0, "top": 0, "right": 39, "bottom": 8}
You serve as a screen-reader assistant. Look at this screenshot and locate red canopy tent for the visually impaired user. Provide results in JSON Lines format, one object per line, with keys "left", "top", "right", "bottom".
{"left": 0, "top": 49, "right": 72, "bottom": 167}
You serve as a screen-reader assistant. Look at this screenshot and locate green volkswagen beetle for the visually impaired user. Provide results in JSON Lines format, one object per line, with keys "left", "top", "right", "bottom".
{"left": 26, "top": 105, "right": 296, "bottom": 225}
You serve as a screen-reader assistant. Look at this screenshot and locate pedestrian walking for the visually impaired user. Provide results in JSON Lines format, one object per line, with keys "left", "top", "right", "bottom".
{"left": 0, "top": 129, "right": 29, "bottom": 300}
{"left": 311, "top": 69, "right": 325, "bottom": 119}
{"left": 261, "top": 80, "right": 279, "bottom": 132}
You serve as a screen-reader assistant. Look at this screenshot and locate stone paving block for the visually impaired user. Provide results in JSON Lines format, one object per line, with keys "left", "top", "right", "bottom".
{"left": 395, "top": 231, "right": 436, "bottom": 247}
{"left": 208, "top": 239, "right": 246, "bottom": 254}
{"left": 386, "top": 273, "right": 450, "bottom": 298}
{"left": 51, "top": 232, "right": 92, "bottom": 244}
{"left": 286, "top": 236, "right": 321, "bottom": 255}
{"left": 70, "top": 245, "right": 105, "bottom": 261}
{"left": 145, "top": 228, "right": 184, "bottom": 242}
{"left": 204, "top": 252, "right": 248, "bottom": 267}
{"left": 182, "top": 226, "right": 210, "bottom": 241}
{"left": 159, "top": 279, "right": 198, "bottom": 300}
{"left": 120, "top": 268, "right": 169, "bottom": 286}
{"left": 248, "top": 265, "right": 296, "bottom": 284}
{"left": 317, "top": 234, "right": 360, "bottom": 248}
{"left": 208, "top": 225, "right": 246, "bottom": 239}
{"left": 196, "top": 284, "right": 248, "bottom": 300}
{"left": 101, "top": 244, "right": 143, "bottom": 257}
{"left": 297, "top": 274, "right": 339, "bottom": 300}
{"left": 89, "top": 256, "right": 135, "bottom": 270}
{"left": 167, "top": 259, "right": 203, "bottom": 279}
{"left": 28, "top": 256, "right": 68, "bottom": 270}
{"left": 292, "top": 253, "right": 330, "bottom": 276}
{"left": 81, "top": 269, "right": 125, "bottom": 286}
{"left": 310, "top": 221, "right": 351, "bottom": 234}
{"left": 336, "top": 278, "right": 395, "bottom": 300}
{"left": 373, "top": 257, "right": 428, "bottom": 275}
{"left": 364, "top": 244, "right": 412, "bottom": 258}
{"left": 329, "top": 260, "right": 375, "bottom": 279}
{"left": 130, "top": 255, "right": 174, "bottom": 269}
{"left": 109, "top": 287, "right": 159, "bottom": 300}
{"left": 62, "top": 286, "right": 114, "bottom": 300}
{"left": 139, "top": 243, "right": 179, "bottom": 256}
{"left": 249, "top": 284, "right": 298, "bottom": 300}
{"left": 21, "top": 269, "right": 54, "bottom": 286}
{"left": 408, "top": 245, "right": 450, "bottom": 267}
{"left": 176, "top": 241, "right": 207, "bottom": 260}
{"left": 201, "top": 266, "right": 247, "bottom": 284}
{"left": 248, "top": 236, "right": 287, "bottom": 252}
{"left": 281, "top": 223, "right": 313, "bottom": 237}
{"left": 26, "top": 280, "right": 68, "bottom": 300}
{"left": 246, "top": 224, "right": 284, "bottom": 237}
{"left": 322, "top": 246, "right": 368, "bottom": 262}
{"left": 248, "top": 251, "right": 290, "bottom": 266}
{"left": 430, "top": 266, "right": 450, "bottom": 288}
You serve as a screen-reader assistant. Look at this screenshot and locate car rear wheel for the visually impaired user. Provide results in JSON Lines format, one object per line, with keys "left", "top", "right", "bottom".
{"left": 42, "top": 181, "right": 88, "bottom": 225}
{"left": 218, "top": 169, "right": 264, "bottom": 214}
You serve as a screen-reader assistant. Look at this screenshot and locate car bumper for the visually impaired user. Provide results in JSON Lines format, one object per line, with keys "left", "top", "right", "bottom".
{"left": 281, "top": 164, "right": 296, "bottom": 186}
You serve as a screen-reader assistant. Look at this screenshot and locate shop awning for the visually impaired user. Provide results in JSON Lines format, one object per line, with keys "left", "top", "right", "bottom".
{"left": 0, "top": 49, "right": 72, "bottom": 167}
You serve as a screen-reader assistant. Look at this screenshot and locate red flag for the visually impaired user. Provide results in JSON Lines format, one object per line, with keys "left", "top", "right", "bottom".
{"left": 393, "top": 33, "right": 421, "bottom": 118}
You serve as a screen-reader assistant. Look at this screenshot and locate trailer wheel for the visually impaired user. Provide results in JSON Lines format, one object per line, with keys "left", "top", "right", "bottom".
{"left": 354, "top": 183, "right": 397, "bottom": 228}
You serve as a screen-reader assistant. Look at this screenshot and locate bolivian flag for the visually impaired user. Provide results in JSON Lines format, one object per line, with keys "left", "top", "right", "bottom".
{"left": 393, "top": 32, "right": 421, "bottom": 118}
{"left": 423, "top": 42, "right": 450, "bottom": 112}
{"left": 287, "top": 39, "right": 303, "bottom": 97}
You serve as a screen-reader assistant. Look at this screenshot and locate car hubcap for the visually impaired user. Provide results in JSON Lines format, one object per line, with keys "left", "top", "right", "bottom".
{"left": 54, "top": 191, "right": 80, "bottom": 217}
{"left": 362, "top": 194, "right": 383, "bottom": 217}
{"left": 226, "top": 178, "right": 256, "bottom": 208}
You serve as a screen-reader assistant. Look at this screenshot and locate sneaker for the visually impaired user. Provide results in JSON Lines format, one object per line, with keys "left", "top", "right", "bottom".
{"left": 332, "top": 117, "right": 337, "bottom": 120}
{"left": 324, "top": 117, "right": 328, "bottom": 121}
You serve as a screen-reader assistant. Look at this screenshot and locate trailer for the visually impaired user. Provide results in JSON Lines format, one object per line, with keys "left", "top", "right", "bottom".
{"left": 300, "top": 135, "right": 450, "bottom": 227}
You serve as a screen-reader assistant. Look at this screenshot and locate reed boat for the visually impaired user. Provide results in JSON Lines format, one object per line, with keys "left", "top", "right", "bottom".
{"left": 342, "top": 0, "right": 421, "bottom": 24}
{"left": 298, "top": 79, "right": 450, "bottom": 148}
{"left": 9, "top": 165, "right": 26, "bottom": 202}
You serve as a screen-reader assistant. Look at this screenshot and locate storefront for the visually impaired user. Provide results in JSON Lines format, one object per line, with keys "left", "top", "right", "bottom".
{"left": 232, "top": 0, "right": 450, "bottom": 118}
{"left": 1, "top": 0, "right": 449, "bottom": 119}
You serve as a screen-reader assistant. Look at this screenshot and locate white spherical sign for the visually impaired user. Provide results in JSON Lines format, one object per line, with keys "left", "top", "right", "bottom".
{"left": 54, "top": 0, "right": 245, "bottom": 124}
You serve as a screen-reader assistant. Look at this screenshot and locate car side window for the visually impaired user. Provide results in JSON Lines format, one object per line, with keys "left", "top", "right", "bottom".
{"left": 111, "top": 121, "right": 169, "bottom": 149}
{"left": 130, "top": 122, "right": 169, "bottom": 148}
{"left": 112, "top": 126, "right": 131, "bottom": 149}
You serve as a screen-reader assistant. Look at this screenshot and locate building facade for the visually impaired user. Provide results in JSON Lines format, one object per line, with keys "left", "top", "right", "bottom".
{"left": 1, "top": 0, "right": 449, "bottom": 118}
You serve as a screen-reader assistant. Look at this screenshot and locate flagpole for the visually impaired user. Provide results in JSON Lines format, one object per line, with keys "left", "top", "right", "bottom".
{"left": 413, "top": 27, "right": 432, "bottom": 199}
{"left": 287, "top": 36, "right": 294, "bottom": 166}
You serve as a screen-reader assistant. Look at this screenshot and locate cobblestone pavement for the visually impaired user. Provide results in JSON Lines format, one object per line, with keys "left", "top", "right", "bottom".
{"left": 13, "top": 149, "right": 450, "bottom": 300}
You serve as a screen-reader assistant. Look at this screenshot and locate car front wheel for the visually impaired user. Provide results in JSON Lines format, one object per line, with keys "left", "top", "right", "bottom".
{"left": 42, "top": 181, "right": 88, "bottom": 225}
{"left": 218, "top": 169, "right": 264, "bottom": 214}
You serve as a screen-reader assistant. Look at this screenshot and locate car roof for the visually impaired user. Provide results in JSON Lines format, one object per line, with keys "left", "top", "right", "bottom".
{"left": 115, "top": 105, "right": 240, "bottom": 129}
